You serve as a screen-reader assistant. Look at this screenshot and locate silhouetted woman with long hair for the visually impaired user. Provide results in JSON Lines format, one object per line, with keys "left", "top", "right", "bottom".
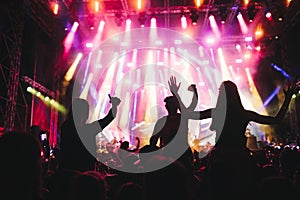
{"left": 168, "top": 76, "right": 299, "bottom": 199}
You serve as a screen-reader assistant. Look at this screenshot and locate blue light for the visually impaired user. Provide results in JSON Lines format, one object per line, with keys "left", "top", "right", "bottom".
{"left": 271, "top": 63, "right": 293, "bottom": 80}
{"left": 258, "top": 86, "right": 282, "bottom": 112}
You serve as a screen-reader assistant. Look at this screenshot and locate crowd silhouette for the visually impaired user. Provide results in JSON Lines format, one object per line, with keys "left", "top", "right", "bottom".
{"left": 0, "top": 76, "right": 300, "bottom": 200}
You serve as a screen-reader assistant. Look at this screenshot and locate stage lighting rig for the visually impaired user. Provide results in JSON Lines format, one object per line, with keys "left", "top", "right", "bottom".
{"left": 138, "top": 11, "right": 147, "bottom": 27}
{"left": 190, "top": 9, "right": 199, "bottom": 25}
{"left": 115, "top": 10, "right": 124, "bottom": 27}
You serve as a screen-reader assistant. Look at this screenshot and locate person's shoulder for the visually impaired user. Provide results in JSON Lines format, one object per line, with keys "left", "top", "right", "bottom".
{"left": 157, "top": 116, "right": 167, "bottom": 121}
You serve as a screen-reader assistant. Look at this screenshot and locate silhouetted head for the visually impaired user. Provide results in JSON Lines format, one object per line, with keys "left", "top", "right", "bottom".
{"left": 120, "top": 141, "right": 130, "bottom": 150}
{"left": 69, "top": 98, "right": 89, "bottom": 125}
{"left": 217, "top": 80, "right": 243, "bottom": 111}
{"left": 210, "top": 81, "right": 244, "bottom": 139}
{"left": 164, "top": 96, "right": 180, "bottom": 114}
{"left": 115, "top": 182, "right": 143, "bottom": 200}
{"left": 68, "top": 171, "right": 107, "bottom": 200}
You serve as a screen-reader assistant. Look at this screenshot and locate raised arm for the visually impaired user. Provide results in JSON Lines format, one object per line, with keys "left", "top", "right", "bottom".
{"left": 187, "top": 84, "right": 198, "bottom": 111}
{"left": 168, "top": 76, "right": 188, "bottom": 112}
{"left": 168, "top": 76, "right": 212, "bottom": 120}
{"left": 91, "top": 96, "right": 121, "bottom": 133}
{"left": 247, "top": 83, "right": 299, "bottom": 124}
{"left": 128, "top": 137, "right": 140, "bottom": 152}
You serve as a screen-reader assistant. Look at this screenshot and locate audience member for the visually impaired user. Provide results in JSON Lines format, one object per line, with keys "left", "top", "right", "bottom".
{"left": 67, "top": 171, "right": 107, "bottom": 200}
{"left": 59, "top": 96, "right": 121, "bottom": 172}
{"left": 115, "top": 182, "right": 144, "bottom": 200}
{"left": 149, "top": 82, "right": 198, "bottom": 171}
{"left": 169, "top": 76, "right": 299, "bottom": 199}
{"left": 0, "top": 131, "right": 43, "bottom": 200}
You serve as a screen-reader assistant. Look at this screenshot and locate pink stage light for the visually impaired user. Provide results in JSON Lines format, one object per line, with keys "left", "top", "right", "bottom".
{"left": 235, "top": 58, "right": 243, "bottom": 63}
{"left": 93, "top": 20, "right": 105, "bottom": 45}
{"left": 65, "top": 53, "right": 83, "bottom": 81}
{"left": 151, "top": 17, "right": 157, "bottom": 28}
{"left": 266, "top": 12, "right": 272, "bottom": 19}
{"left": 236, "top": 44, "right": 241, "bottom": 52}
{"left": 245, "top": 36, "right": 252, "bottom": 42}
{"left": 85, "top": 43, "right": 94, "bottom": 48}
{"left": 126, "top": 18, "right": 132, "bottom": 31}
{"left": 237, "top": 13, "right": 248, "bottom": 35}
{"left": 208, "top": 15, "right": 221, "bottom": 39}
{"left": 98, "top": 20, "right": 105, "bottom": 31}
{"left": 181, "top": 15, "right": 187, "bottom": 29}
{"left": 71, "top": 21, "right": 79, "bottom": 32}
{"left": 206, "top": 37, "right": 215, "bottom": 45}
{"left": 63, "top": 21, "right": 79, "bottom": 55}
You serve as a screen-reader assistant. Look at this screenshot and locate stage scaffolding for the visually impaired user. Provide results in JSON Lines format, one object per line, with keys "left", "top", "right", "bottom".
{"left": 0, "top": 1, "right": 24, "bottom": 131}
{"left": 0, "top": 0, "right": 61, "bottom": 147}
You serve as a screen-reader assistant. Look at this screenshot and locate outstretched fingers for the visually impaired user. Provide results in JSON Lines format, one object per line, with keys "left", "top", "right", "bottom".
{"left": 168, "top": 76, "right": 181, "bottom": 94}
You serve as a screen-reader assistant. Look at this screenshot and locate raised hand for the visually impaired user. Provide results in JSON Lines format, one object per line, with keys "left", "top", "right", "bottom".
{"left": 109, "top": 96, "right": 121, "bottom": 107}
{"left": 188, "top": 84, "right": 197, "bottom": 92}
{"left": 168, "top": 76, "right": 181, "bottom": 95}
{"left": 284, "top": 82, "right": 300, "bottom": 97}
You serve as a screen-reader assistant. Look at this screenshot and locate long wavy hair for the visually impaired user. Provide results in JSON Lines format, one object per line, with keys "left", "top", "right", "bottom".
{"left": 210, "top": 80, "right": 245, "bottom": 136}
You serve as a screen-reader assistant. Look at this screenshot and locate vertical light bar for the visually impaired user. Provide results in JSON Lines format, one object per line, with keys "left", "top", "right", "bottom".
{"left": 95, "top": 50, "right": 103, "bottom": 69}
{"left": 245, "top": 67, "right": 267, "bottom": 114}
{"left": 181, "top": 15, "right": 187, "bottom": 29}
{"left": 209, "top": 15, "right": 221, "bottom": 39}
{"left": 126, "top": 18, "right": 132, "bottom": 31}
{"left": 244, "top": 0, "right": 249, "bottom": 6}
{"left": 195, "top": 0, "right": 201, "bottom": 7}
{"left": 95, "top": 1, "right": 99, "bottom": 12}
{"left": 237, "top": 13, "right": 248, "bottom": 35}
{"left": 147, "top": 50, "right": 154, "bottom": 64}
{"left": 52, "top": 2, "right": 59, "bottom": 15}
{"left": 217, "top": 48, "right": 232, "bottom": 81}
{"left": 137, "top": 0, "right": 142, "bottom": 10}
{"left": 93, "top": 20, "right": 105, "bottom": 46}
{"left": 79, "top": 73, "right": 94, "bottom": 99}
{"left": 132, "top": 48, "right": 138, "bottom": 67}
{"left": 151, "top": 17, "right": 157, "bottom": 28}
{"left": 81, "top": 52, "right": 92, "bottom": 93}
{"left": 98, "top": 20, "right": 105, "bottom": 32}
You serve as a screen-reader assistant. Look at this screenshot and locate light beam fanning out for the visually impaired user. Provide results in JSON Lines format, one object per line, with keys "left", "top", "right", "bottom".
{"left": 217, "top": 48, "right": 232, "bottom": 81}
{"left": 63, "top": 21, "right": 79, "bottom": 55}
{"left": 209, "top": 15, "right": 221, "bottom": 39}
{"left": 245, "top": 67, "right": 267, "bottom": 114}
{"left": 80, "top": 73, "right": 94, "bottom": 99}
{"left": 237, "top": 13, "right": 248, "bottom": 34}
{"left": 64, "top": 53, "right": 83, "bottom": 81}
